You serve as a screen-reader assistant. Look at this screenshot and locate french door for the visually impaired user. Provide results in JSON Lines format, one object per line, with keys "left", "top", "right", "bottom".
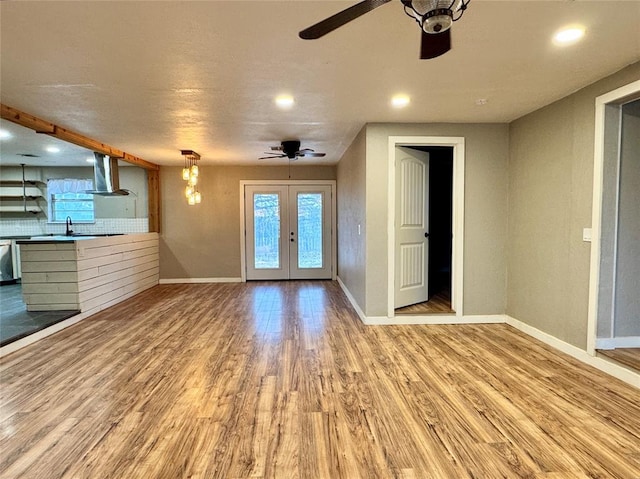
{"left": 245, "top": 184, "right": 332, "bottom": 280}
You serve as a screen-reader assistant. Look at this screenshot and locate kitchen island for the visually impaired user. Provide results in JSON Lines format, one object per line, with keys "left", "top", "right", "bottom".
{"left": 17, "top": 233, "right": 159, "bottom": 313}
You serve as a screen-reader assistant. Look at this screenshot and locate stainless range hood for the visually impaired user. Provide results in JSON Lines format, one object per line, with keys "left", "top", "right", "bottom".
{"left": 86, "top": 152, "right": 129, "bottom": 196}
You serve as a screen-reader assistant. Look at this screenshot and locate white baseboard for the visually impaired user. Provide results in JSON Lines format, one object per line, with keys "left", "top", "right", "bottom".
{"left": 363, "top": 314, "right": 506, "bottom": 325}
{"left": 595, "top": 336, "right": 640, "bottom": 350}
{"left": 506, "top": 315, "right": 640, "bottom": 389}
{"left": 159, "top": 277, "right": 242, "bottom": 284}
{"left": 336, "top": 276, "right": 367, "bottom": 323}
{"left": 337, "top": 277, "right": 506, "bottom": 325}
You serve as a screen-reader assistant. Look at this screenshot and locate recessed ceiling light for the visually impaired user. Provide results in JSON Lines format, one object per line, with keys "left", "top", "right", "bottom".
{"left": 553, "top": 26, "right": 585, "bottom": 46}
{"left": 46, "top": 146, "right": 61, "bottom": 153}
{"left": 391, "top": 94, "right": 410, "bottom": 108}
{"left": 0, "top": 129, "right": 12, "bottom": 140}
{"left": 275, "top": 95, "right": 295, "bottom": 109}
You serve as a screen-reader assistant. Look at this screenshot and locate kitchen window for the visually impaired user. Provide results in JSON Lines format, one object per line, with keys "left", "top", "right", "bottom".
{"left": 47, "top": 178, "right": 95, "bottom": 223}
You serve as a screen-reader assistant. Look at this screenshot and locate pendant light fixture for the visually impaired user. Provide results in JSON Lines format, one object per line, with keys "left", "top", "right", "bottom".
{"left": 181, "top": 149, "right": 202, "bottom": 205}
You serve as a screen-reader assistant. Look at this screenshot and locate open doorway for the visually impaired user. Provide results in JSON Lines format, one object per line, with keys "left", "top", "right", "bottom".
{"left": 588, "top": 80, "right": 640, "bottom": 373}
{"left": 387, "top": 136, "right": 465, "bottom": 320}
{"left": 394, "top": 146, "right": 454, "bottom": 315}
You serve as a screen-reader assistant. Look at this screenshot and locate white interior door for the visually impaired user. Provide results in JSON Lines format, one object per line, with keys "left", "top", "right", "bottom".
{"left": 245, "top": 184, "right": 332, "bottom": 280}
{"left": 395, "top": 147, "right": 429, "bottom": 308}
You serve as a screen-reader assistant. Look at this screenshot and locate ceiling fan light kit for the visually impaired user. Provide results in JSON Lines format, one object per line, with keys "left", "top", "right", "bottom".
{"left": 299, "top": 0, "right": 471, "bottom": 59}
{"left": 401, "top": 0, "right": 470, "bottom": 34}
{"left": 259, "top": 140, "right": 326, "bottom": 161}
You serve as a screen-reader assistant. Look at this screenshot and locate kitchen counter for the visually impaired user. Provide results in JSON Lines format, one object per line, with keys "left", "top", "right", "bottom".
{"left": 17, "top": 233, "right": 159, "bottom": 313}
{"left": 20, "top": 234, "right": 124, "bottom": 243}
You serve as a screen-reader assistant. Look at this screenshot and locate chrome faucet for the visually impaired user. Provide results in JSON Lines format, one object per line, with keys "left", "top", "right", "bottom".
{"left": 65, "top": 216, "right": 73, "bottom": 236}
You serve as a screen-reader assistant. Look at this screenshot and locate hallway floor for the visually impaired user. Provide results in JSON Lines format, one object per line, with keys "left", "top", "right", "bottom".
{"left": 598, "top": 348, "right": 640, "bottom": 373}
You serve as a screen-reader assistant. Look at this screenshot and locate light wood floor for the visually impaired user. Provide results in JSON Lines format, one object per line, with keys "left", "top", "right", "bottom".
{"left": 1, "top": 281, "right": 639, "bottom": 479}
{"left": 394, "top": 290, "right": 454, "bottom": 315}
{"left": 598, "top": 348, "right": 640, "bottom": 372}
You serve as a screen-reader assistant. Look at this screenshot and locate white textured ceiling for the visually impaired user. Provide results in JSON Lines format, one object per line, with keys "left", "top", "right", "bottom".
{"left": 1, "top": 0, "right": 639, "bottom": 167}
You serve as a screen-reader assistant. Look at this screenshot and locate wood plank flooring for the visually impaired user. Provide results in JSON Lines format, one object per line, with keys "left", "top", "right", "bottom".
{"left": 1, "top": 281, "right": 639, "bottom": 479}
{"left": 598, "top": 348, "right": 640, "bottom": 372}
{"left": 394, "top": 290, "right": 454, "bottom": 315}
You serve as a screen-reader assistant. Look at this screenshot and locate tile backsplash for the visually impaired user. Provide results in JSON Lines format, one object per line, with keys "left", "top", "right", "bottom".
{"left": 0, "top": 217, "right": 149, "bottom": 237}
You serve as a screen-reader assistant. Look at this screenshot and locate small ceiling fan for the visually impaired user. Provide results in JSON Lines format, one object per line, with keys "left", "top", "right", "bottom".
{"left": 299, "top": 0, "right": 471, "bottom": 59}
{"left": 259, "top": 140, "right": 326, "bottom": 161}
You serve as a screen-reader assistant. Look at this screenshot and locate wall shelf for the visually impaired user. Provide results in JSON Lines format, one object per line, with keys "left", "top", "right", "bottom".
{"left": 0, "top": 165, "right": 46, "bottom": 215}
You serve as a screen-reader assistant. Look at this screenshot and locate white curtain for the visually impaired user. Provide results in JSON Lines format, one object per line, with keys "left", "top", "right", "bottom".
{"left": 47, "top": 178, "right": 93, "bottom": 195}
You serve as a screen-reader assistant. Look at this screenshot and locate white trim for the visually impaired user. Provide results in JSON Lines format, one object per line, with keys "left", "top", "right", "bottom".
{"left": 159, "top": 277, "right": 242, "bottom": 284}
{"left": 337, "top": 276, "right": 367, "bottom": 323}
{"left": 387, "top": 136, "right": 465, "bottom": 319}
{"left": 363, "top": 314, "right": 506, "bottom": 326}
{"left": 588, "top": 80, "right": 640, "bottom": 355}
{"left": 239, "top": 180, "right": 337, "bottom": 282}
{"left": 338, "top": 275, "right": 502, "bottom": 325}
{"left": 595, "top": 336, "right": 640, "bottom": 350}
{"left": 0, "top": 311, "right": 86, "bottom": 358}
{"left": 506, "top": 315, "right": 640, "bottom": 389}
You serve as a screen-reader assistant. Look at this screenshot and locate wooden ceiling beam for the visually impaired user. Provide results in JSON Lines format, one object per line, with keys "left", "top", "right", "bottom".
{"left": 1, "top": 104, "right": 159, "bottom": 171}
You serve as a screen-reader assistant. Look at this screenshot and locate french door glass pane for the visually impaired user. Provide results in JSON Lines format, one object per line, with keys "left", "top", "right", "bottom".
{"left": 254, "top": 194, "right": 281, "bottom": 269}
{"left": 297, "top": 193, "right": 323, "bottom": 269}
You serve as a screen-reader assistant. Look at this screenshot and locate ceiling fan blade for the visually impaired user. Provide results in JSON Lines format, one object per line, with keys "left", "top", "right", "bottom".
{"left": 299, "top": 0, "right": 392, "bottom": 40}
{"left": 299, "top": 152, "right": 326, "bottom": 158}
{"left": 259, "top": 154, "right": 285, "bottom": 160}
{"left": 420, "top": 29, "right": 451, "bottom": 60}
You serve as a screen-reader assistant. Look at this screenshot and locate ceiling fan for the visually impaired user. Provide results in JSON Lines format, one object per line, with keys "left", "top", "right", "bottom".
{"left": 299, "top": 0, "right": 471, "bottom": 59}
{"left": 259, "top": 140, "right": 326, "bottom": 161}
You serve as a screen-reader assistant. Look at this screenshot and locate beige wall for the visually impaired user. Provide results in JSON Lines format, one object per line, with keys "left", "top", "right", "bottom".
{"left": 507, "top": 62, "right": 640, "bottom": 349}
{"left": 159, "top": 164, "right": 337, "bottom": 279}
{"left": 336, "top": 126, "right": 367, "bottom": 309}
{"left": 340, "top": 123, "right": 510, "bottom": 317}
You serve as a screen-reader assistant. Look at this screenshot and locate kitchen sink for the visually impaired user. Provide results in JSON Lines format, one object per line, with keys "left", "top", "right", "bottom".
{"left": 71, "top": 233, "right": 124, "bottom": 237}
{"left": 29, "top": 233, "right": 125, "bottom": 241}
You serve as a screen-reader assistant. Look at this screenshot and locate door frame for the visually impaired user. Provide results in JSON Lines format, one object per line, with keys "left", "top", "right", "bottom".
{"left": 240, "top": 180, "right": 337, "bottom": 282}
{"left": 387, "top": 136, "right": 465, "bottom": 318}
{"left": 587, "top": 79, "right": 640, "bottom": 355}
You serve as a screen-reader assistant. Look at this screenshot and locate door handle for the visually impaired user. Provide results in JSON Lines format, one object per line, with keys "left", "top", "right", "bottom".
{"left": 425, "top": 232, "right": 430, "bottom": 238}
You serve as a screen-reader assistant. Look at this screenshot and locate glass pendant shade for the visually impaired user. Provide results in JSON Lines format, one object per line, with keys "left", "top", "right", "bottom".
{"left": 423, "top": 13, "right": 452, "bottom": 33}
{"left": 180, "top": 150, "right": 202, "bottom": 205}
{"left": 403, "top": 0, "right": 468, "bottom": 33}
